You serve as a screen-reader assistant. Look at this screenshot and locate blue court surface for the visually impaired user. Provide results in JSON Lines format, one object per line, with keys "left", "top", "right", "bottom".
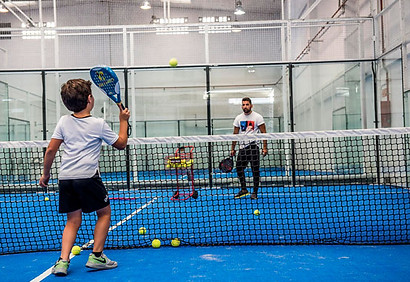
{"left": 2, "top": 183, "right": 410, "bottom": 253}
{"left": 1, "top": 244, "right": 410, "bottom": 281}
{"left": 1, "top": 180, "right": 410, "bottom": 281}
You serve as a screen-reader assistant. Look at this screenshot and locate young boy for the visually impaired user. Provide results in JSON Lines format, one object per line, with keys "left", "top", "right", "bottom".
{"left": 39, "top": 79, "right": 130, "bottom": 276}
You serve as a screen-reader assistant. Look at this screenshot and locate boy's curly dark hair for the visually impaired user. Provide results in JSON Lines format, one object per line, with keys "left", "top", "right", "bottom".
{"left": 60, "top": 79, "right": 92, "bottom": 112}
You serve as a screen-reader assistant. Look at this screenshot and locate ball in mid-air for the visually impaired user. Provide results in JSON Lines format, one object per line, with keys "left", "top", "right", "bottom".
{"left": 71, "top": 245, "right": 81, "bottom": 255}
{"left": 169, "top": 58, "right": 178, "bottom": 67}
{"left": 254, "top": 209, "right": 260, "bottom": 216}
{"left": 152, "top": 239, "right": 161, "bottom": 248}
{"left": 139, "top": 227, "right": 147, "bottom": 235}
{"left": 171, "top": 238, "right": 180, "bottom": 247}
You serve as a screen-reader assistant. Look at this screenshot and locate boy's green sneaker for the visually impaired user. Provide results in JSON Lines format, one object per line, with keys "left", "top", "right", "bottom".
{"left": 85, "top": 253, "right": 118, "bottom": 270}
{"left": 51, "top": 258, "right": 69, "bottom": 276}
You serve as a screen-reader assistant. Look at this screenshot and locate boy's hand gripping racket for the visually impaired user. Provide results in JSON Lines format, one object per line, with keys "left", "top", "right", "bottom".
{"left": 90, "top": 66, "right": 131, "bottom": 136}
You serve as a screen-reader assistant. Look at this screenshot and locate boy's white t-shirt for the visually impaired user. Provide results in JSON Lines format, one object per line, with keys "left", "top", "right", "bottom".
{"left": 233, "top": 111, "right": 265, "bottom": 149}
{"left": 51, "top": 115, "right": 119, "bottom": 180}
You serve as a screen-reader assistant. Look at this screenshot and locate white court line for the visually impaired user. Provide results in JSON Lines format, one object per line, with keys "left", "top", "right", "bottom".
{"left": 81, "top": 197, "right": 157, "bottom": 249}
{"left": 30, "top": 197, "right": 158, "bottom": 282}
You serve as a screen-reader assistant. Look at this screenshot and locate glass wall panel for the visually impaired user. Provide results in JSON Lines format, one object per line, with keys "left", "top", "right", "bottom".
{"left": 0, "top": 60, "right": 402, "bottom": 143}
{"left": 293, "top": 63, "right": 366, "bottom": 131}
{"left": 376, "top": 49, "right": 404, "bottom": 128}
{"left": 129, "top": 68, "right": 206, "bottom": 137}
{"left": 146, "top": 121, "right": 178, "bottom": 137}
{"left": 0, "top": 72, "right": 43, "bottom": 141}
{"left": 405, "top": 89, "right": 410, "bottom": 127}
{"left": 0, "top": 81, "right": 8, "bottom": 141}
{"left": 180, "top": 119, "right": 208, "bottom": 136}
{"left": 8, "top": 118, "right": 30, "bottom": 141}
{"left": 210, "top": 65, "right": 285, "bottom": 134}
{"left": 405, "top": 43, "right": 410, "bottom": 127}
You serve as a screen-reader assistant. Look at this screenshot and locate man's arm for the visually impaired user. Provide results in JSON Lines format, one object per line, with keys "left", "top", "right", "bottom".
{"left": 231, "top": 126, "right": 239, "bottom": 156}
{"left": 39, "top": 138, "right": 63, "bottom": 187}
{"left": 259, "top": 123, "right": 268, "bottom": 156}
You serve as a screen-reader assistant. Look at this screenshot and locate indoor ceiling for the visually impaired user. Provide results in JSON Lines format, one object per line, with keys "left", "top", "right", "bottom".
{"left": 1, "top": 0, "right": 283, "bottom": 14}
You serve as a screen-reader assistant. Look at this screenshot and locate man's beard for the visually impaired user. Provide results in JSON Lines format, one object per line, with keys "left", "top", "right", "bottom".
{"left": 243, "top": 108, "right": 251, "bottom": 114}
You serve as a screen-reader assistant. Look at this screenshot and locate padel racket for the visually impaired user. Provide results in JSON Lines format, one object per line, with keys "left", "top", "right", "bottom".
{"left": 219, "top": 156, "right": 234, "bottom": 173}
{"left": 90, "top": 65, "right": 131, "bottom": 136}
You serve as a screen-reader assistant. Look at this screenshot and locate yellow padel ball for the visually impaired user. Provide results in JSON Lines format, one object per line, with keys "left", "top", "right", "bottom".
{"left": 152, "top": 239, "right": 161, "bottom": 248}
{"left": 169, "top": 58, "right": 178, "bottom": 67}
{"left": 139, "top": 227, "right": 147, "bottom": 235}
{"left": 171, "top": 238, "right": 180, "bottom": 247}
{"left": 71, "top": 245, "right": 81, "bottom": 255}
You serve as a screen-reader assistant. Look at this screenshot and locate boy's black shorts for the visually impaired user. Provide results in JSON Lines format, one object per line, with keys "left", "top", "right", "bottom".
{"left": 58, "top": 173, "right": 110, "bottom": 213}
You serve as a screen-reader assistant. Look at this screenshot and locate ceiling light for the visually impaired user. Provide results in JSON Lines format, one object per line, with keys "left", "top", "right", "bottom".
{"left": 336, "top": 87, "right": 350, "bottom": 97}
{"left": 232, "top": 18, "right": 241, "bottom": 33}
{"left": 161, "top": 0, "right": 191, "bottom": 3}
{"left": 152, "top": 17, "right": 188, "bottom": 24}
{"left": 228, "top": 97, "right": 274, "bottom": 105}
{"left": 156, "top": 26, "right": 189, "bottom": 35}
{"left": 199, "top": 16, "right": 231, "bottom": 23}
{"left": 199, "top": 25, "right": 232, "bottom": 34}
{"left": 208, "top": 87, "right": 273, "bottom": 94}
{"left": 0, "top": 5, "right": 8, "bottom": 13}
{"left": 232, "top": 26, "right": 242, "bottom": 33}
{"left": 247, "top": 66, "right": 255, "bottom": 73}
{"left": 140, "top": 0, "right": 151, "bottom": 10}
{"left": 234, "top": 0, "right": 245, "bottom": 16}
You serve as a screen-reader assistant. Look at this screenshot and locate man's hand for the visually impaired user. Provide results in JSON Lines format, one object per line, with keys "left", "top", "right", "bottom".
{"left": 230, "top": 149, "right": 236, "bottom": 156}
{"left": 39, "top": 174, "right": 50, "bottom": 188}
{"left": 262, "top": 148, "right": 268, "bottom": 156}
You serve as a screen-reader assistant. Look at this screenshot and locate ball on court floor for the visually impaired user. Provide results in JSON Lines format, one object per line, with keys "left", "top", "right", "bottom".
{"left": 171, "top": 238, "right": 180, "bottom": 247}
{"left": 152, "top": 239, "right": 161, "bottom": 248}
{"left": 71, "top": 245, "right": 81, "bottom": 255}
{"left": 44, "top": 197, "right": 49, "bottom": 201}
{"left": 254, "top": 209, "right": 260, "bottom": 216}
{"left": 169, "top": 57, "right": 178, "bottom": 67}
{"left": 139, "top": 227, "right": 147, "bottom": 235}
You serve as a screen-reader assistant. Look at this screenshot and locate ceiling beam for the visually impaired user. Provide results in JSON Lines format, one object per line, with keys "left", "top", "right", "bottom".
{"left": 300, "top": 0, "right": 323, "bottom": 19}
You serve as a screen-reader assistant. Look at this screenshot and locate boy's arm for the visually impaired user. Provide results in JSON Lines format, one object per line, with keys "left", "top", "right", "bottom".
{"left": 39, "top": 138, "right": 63, "bottom": 187}
{"left": 112, "top": 107, "right": 130, "bottom": 150}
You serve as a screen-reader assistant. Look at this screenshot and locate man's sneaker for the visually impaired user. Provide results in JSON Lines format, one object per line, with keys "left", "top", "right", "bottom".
{"left": 234, "top": 189, "right": 249, "bottom": 199}
{"left": 85, "top": 253, "right": 118, "bottom": 270}
{"left": 250, "top": 192, "right": 258, "bottom": 199}
{"left": 51, "top": 258, "right": 69, "bottom": 276}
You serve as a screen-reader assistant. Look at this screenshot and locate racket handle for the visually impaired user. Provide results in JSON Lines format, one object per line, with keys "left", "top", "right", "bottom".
{"left": 117, "top": 102, "right": 125, "bottom": 110}
{"left": 117, "top": 102, "right": 132, "bottom": 136}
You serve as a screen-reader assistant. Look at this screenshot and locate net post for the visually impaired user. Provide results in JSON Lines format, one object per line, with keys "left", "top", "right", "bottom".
{"left": 41, "top": 70, "right": 48, "bottom": 193}
{"left": 41, "top": 70, "right": 47, "bottom": 141}
{"left": 375, "top": 135, "right": 381, "bottom": 185}
{"left": 406, "top": 135, "right": 410, "bottom": 188}
{"left": 124, "top": 68, "right": 131, "bottom": 189}
{"left": 205, "top": 66, "right": 213, "bottom": 188}
{"left": 371, "top": 62, "right": 381, "bottom": 185}
{"left": 288, "top": 63, "right": 296, "bottom": 186}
